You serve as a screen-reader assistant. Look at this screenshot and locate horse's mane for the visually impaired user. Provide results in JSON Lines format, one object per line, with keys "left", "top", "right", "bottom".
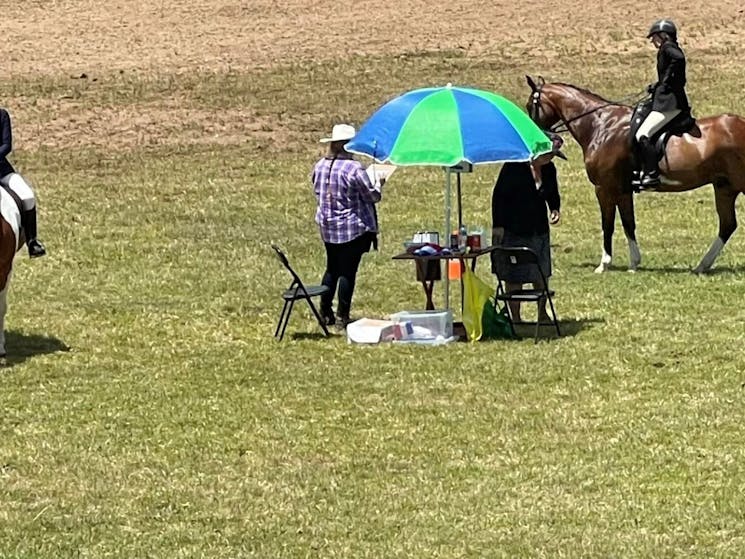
{"left": 552, "top": 82, "right": 626, "bottom": 106}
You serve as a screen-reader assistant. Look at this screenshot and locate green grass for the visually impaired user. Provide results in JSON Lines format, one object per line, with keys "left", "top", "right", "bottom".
{"left": 2, "top": 46, "right": 745, "bottom": 558}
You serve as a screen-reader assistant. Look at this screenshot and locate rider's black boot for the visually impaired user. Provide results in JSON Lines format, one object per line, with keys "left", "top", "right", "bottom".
{"left": 638, "top": 136, "right": 661, "bottom": 189}
{"left": 21, "top": 208, "right": 46, "bottom": 258}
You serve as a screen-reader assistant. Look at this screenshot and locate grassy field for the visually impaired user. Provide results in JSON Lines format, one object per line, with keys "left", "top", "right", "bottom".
{"left": 3, "top": 2, "right": 745, "bottom": 557}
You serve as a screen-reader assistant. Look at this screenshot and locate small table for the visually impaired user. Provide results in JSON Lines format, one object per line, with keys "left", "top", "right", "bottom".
{"left": 392, "top": 246, "right": 499, "bottom": 310}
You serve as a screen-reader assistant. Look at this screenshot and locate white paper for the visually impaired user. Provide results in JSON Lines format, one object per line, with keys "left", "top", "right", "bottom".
{"left": 366, "top": 164, "right": 397, "bottom": 185}
{"left": 346, "top": 318, "right": 395, "bottom": 344}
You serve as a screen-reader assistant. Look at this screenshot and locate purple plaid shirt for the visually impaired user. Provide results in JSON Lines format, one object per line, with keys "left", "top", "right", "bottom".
{"left": 312, "top": 156, "right": 381, "bottom": 244}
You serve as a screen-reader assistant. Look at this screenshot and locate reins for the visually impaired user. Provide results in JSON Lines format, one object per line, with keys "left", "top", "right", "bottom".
{"left": 533, "top": 87, "right": 649, "bottom": 134}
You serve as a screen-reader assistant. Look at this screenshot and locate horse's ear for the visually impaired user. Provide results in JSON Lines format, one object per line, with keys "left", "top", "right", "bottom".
{"left": 526, "top": 75, "right": 537, "bottom": 91}
{"left": 538, "top": 76, "right": 546, "bottom": 86}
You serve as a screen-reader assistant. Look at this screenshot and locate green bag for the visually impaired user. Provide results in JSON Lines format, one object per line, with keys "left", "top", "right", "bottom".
{"left": 481, "top": 300, "right": 516, "bottom": 340}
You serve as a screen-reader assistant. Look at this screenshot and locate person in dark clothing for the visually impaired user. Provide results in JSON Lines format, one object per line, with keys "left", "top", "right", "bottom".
{"left": 634, "top": 19, "right": 690, "bottom": 189}
{"left": 491, "top": 133, "right": 564, "bottom": 323}
{"left": 0, "top": 108, "right": 46, "bottom": 257}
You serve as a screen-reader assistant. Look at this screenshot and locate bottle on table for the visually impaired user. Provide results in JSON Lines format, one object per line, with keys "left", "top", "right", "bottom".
{"left": 450, "top": 231, "right": 459, "bottom": 250}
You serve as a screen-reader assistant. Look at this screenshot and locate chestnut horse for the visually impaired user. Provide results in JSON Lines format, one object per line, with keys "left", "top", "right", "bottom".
{"left": 526, "top": 76, "right": 745, "bottom": 273}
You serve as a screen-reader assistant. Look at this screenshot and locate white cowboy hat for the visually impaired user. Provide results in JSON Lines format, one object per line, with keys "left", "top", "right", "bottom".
{"left": 320, "top": 123, "right": 356, "bottom": 143}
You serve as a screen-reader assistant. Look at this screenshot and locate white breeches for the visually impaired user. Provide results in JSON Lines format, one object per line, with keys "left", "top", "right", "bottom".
{"left": 0, "top": 173, "right": 36, "bottom": 211}
{"left": 635, "top": 110, "right": 681, "bottom": 141}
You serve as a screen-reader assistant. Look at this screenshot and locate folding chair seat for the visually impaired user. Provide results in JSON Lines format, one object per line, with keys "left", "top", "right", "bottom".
{"left": 271, "top": 244, "right": 330, "bottom": 341}
{"left": 491, "top": 245, "right": 561, "bottom": 343}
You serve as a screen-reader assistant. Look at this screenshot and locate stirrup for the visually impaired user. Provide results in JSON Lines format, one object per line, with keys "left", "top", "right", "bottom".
{"left": 630, "top": 171, "right": 644, "bottom": 192}
{"left": 28, "top": 239, "right": 46, "bottom": 258}
{"left": 639, "top": 174, "right": 661, "bottom": 190}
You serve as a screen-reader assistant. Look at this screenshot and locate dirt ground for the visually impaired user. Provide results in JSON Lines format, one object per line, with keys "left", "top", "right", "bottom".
{"left": 4, "top": 0, "right": 745, "bottom": 151}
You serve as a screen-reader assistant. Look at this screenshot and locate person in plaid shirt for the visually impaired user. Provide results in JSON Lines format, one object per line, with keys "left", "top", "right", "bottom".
{"left": 312, "top": 124, "right": 384, "bottom": 329}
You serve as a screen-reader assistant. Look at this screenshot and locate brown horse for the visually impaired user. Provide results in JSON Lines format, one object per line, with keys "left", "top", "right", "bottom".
{"left": 525, "top": 75, "right": 745, "bottom": 273}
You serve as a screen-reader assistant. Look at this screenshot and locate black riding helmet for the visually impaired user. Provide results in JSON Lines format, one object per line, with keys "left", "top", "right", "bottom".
{"left": 647, "top": 19, "right": 677, "bottom": 40}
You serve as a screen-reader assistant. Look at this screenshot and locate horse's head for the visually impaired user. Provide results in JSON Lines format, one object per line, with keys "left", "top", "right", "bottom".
{"left": 525, "top": 76, "right": 562, "bottom": 130}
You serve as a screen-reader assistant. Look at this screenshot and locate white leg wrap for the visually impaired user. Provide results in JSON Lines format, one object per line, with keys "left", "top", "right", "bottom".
{"left": 693, "top": 237, "right": 725, "bottom": 274}
{"left": 594, "top": 248, "right": 612, "bottom": 273}
{"left": 627, "top": 238, "right": 641, "bottom": 272}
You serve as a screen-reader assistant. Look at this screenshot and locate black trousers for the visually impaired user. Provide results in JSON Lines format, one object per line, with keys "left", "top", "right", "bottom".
{"left": 320, "top": 233, "right": 374, "bottom": 319}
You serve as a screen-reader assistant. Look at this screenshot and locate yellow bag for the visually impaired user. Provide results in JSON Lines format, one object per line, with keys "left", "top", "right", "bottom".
{"left": 462, "top": 266, "right": 495, "bottom": 342}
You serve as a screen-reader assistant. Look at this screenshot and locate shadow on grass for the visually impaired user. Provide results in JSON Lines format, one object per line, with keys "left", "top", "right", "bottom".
{"left": 638, "top": 265, "right": 745, "bottom": 275}
{"left": 569, "top": 262, "right": 637, "bottom": 272}
{"left": 3, "top": 330, "right": 71, "bottom": 366}
{"left": 571, "top": 262, "right": 745, "bottom": 275}
{"left": 507, "top": 316, "right": 605, "bottom": 341}
{"left": 288, "top": 331, "right": 337, "bottom": 341}
{"left": 286, "top": 317, "right": 606, "bottom": 343}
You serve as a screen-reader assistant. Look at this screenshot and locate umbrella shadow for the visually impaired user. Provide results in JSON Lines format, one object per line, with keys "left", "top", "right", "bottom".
{"left": 2, "top": 330, "right": 71, "bottom": 367}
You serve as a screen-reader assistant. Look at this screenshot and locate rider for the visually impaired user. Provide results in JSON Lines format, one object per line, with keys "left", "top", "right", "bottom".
{"left": 634, "top": 19, "right": 690, "bottom": 189}
{"left": 0, "top": 107, "right": 46, "bottom": 257}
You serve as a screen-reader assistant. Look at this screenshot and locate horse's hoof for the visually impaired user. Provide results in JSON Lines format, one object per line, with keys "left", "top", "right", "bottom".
{"left": 594, "top": 265, "right": 607, "bottom": 274}
{"left": 692, "top": 267, "right": 707, "bottom": 275}
{"left": 627, "top": 268, "right": 637, "bottom": 273}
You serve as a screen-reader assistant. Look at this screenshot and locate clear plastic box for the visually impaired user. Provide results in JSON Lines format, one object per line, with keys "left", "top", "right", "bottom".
{"left": 389, "top": 310, "right": 453, "bottom": 340}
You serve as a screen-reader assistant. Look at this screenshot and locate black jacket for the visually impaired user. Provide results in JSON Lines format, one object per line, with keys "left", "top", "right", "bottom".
{"left": 651, "top": 41, "right": 689, "bottom": 112}
{"left": 491, "top": 161, "right": 560, "bottom": 236}
{"left": 0, "top": 108, "right": 15, "bottom": 178}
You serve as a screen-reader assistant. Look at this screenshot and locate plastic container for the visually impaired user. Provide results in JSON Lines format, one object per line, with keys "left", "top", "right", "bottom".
{"left": 413, "top": 231, "right": 439, "bottom": 244}
{"left": 390, "top": 310, "right": 453, "bottom": 340}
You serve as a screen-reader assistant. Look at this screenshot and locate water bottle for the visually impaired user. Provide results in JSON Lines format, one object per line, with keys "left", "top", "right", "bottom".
{"left": 458, "top": 224, "right": 467, "bottom": 251}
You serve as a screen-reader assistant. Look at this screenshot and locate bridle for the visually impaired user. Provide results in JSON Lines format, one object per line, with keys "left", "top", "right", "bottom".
{"left": 530, "top": 83, "right": 648, "bottom": 135}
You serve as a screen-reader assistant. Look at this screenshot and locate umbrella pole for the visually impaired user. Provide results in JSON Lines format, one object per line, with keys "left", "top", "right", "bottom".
{"left": 444, "top": 169, "right": 451, "bottom": 310}
{"left": 457, "top": 172, "right": 464, "bottom": 315}
{"left": 457, "top": 173, "right": 463, "bottom": 230}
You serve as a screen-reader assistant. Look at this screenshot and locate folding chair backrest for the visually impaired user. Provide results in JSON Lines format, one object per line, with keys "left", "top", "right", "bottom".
{"left": 271, "top": 243, "right": 303, "bottom": 286}
{"left": 492, "top": 246, "right": 549, "bottom": 287}
{"left": 495, "top": 246, "right": 539, "bottom": 267}
{"left": 494, "top": 247, "right": 543, "bottom": 274}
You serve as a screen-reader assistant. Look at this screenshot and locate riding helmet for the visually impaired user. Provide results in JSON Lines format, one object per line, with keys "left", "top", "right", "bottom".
{"left": 647, "top": 19, "right": 677, "bottom": 39}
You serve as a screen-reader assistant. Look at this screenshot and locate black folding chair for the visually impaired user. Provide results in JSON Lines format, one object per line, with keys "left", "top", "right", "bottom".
{"left": 271, "top": 244, "right": 330, "bottom": 341}
{"left": 491, "top": 246, "right": 561, "bottom": 343}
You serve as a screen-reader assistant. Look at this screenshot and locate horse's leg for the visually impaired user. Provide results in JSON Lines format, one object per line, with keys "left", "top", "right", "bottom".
{"left": 693, "top": 187, "right": 738, "bottom": 274}
{"left": 0, "top": 283, "right": 7, "bottom": 359}
{"left": 595, "top": 190, "right": 616, "bottom": 273}
{"left": 618, "top": 192, "right": 641, "bottom": 271}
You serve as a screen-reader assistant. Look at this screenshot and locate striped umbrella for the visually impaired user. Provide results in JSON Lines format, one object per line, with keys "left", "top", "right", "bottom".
{"left": 345, "top": 85, "right": 552, "bottom": 166}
